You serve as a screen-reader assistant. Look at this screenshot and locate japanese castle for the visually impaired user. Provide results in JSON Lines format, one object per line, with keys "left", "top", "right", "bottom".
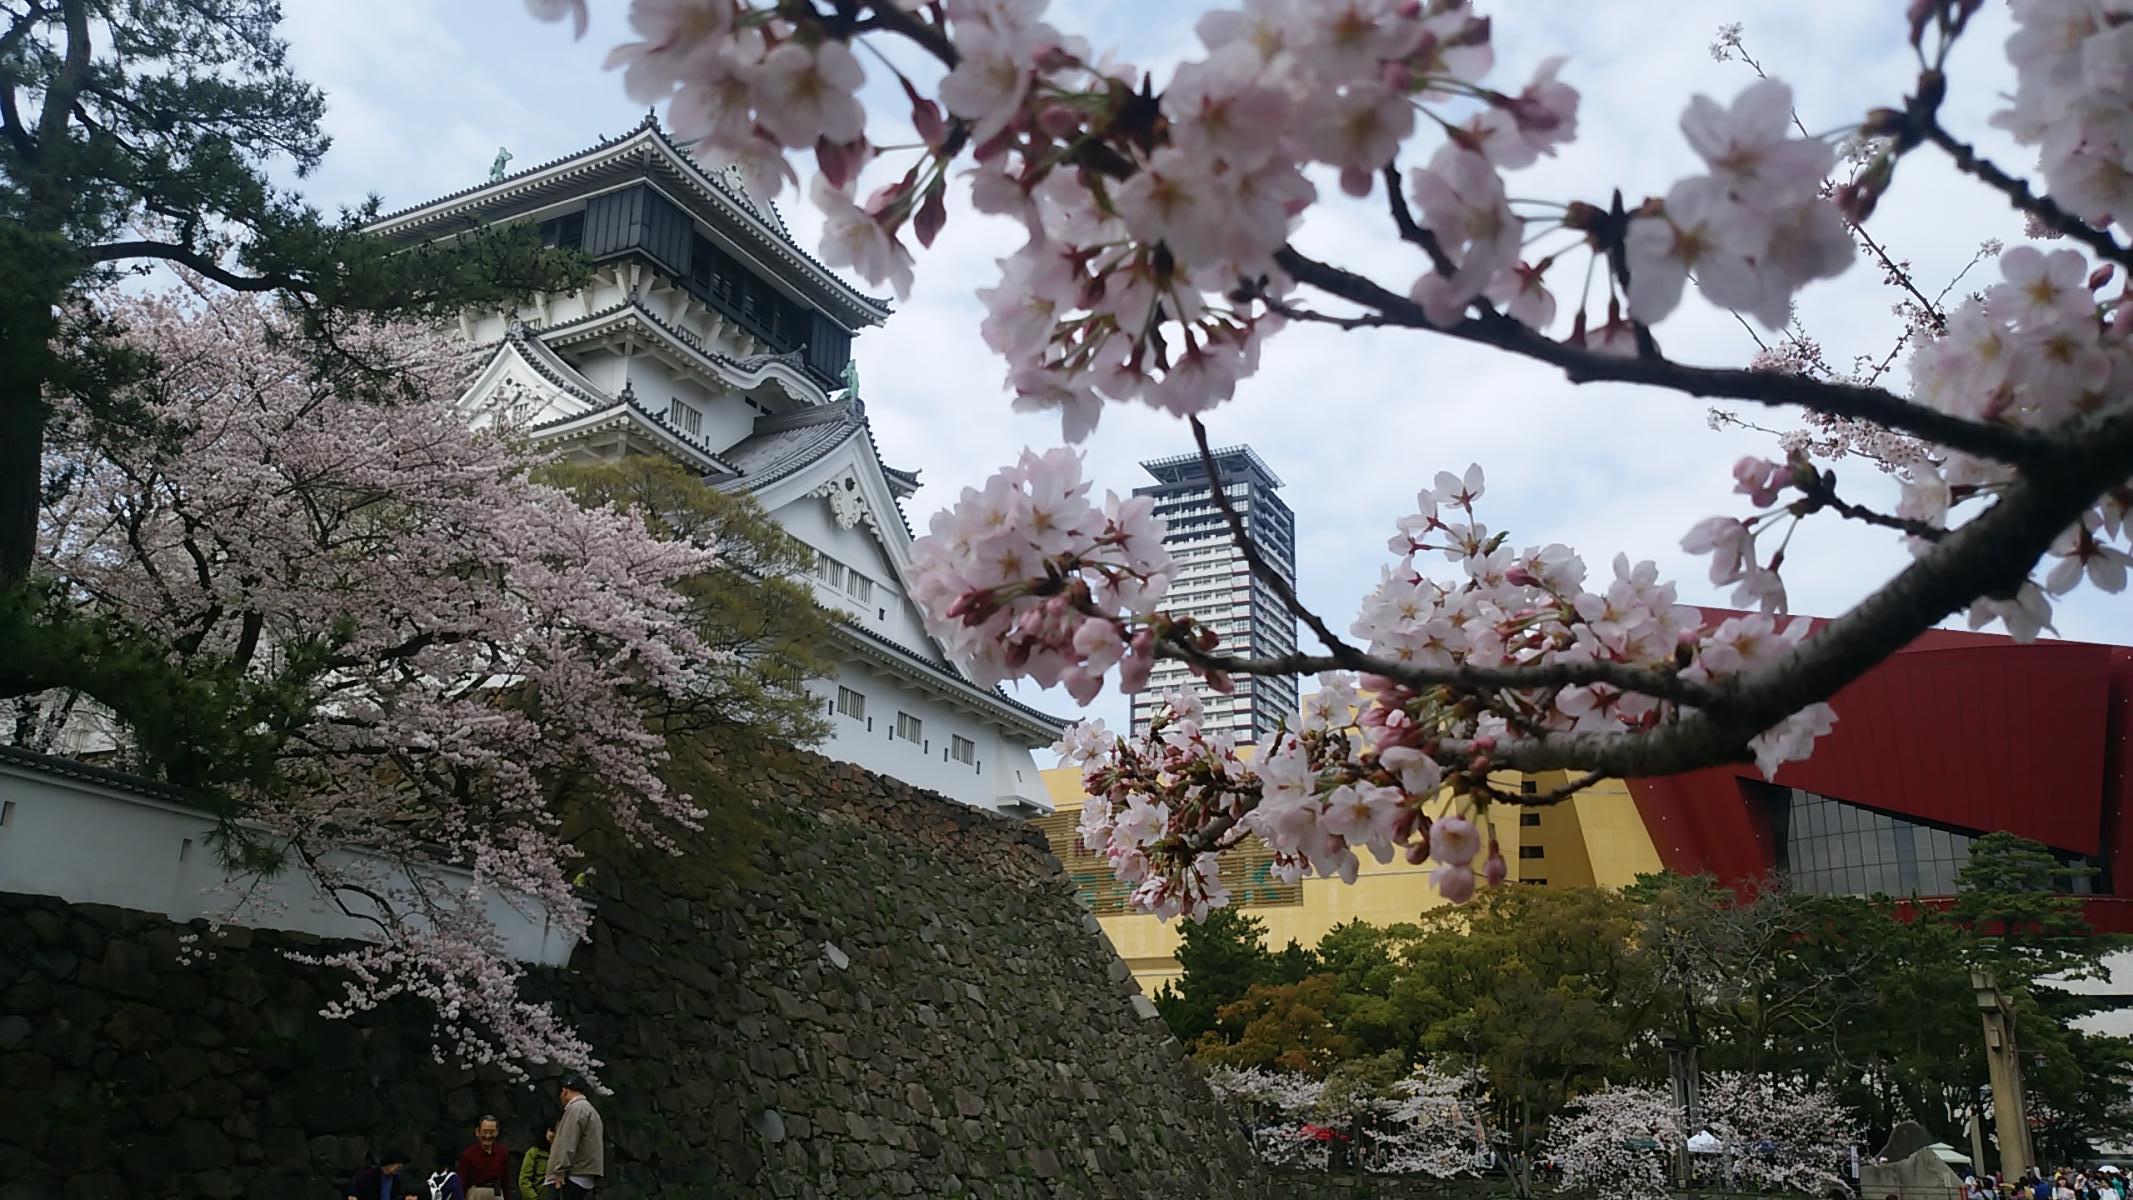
{"left": 365, "top": 117, "right": 1063, "bottom": 815}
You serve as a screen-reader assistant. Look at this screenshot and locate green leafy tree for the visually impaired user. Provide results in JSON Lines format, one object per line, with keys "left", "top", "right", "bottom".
{"left": 1952, "top": 832, "right": 2116, "bottom": 987}
{"left": 1396, "top": 887, "right": 1654, "bottom": 1167}
{"left": 1196, "top": 974, "right": 1361, "bottom": 1076}
{"left": 537, "top": 457, "right": 836, "bottom": 765}
{"left": 1153, "top": 906, "right": 1312, "bottom": 1046}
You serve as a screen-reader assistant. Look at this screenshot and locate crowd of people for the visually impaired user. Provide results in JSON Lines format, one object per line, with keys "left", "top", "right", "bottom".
{"left": 343, "top": 1077, "right": 605, "bottom": 1200}
{"left": 1963, "top": 1167, "right": 2128, "bottom": 1200}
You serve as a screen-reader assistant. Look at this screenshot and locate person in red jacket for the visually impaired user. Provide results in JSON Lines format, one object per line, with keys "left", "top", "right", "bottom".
{"left": 454, "top": 1116, "right": 512, "bottom": 1200}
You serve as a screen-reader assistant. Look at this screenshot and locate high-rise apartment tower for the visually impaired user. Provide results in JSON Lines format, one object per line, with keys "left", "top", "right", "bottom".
{"left": 1129, "top": 446, "right": 1299, "bottom": 742}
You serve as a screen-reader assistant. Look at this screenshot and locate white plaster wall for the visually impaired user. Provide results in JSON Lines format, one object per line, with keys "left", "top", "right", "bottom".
{"left": 0, "top": 761, "right": 573, "bottom": 965}
{"left": 810, "top": 662, "right": 1046, "bottom": 813}
{"left": 775, "top": 495, "right": 937, "bottom": 659}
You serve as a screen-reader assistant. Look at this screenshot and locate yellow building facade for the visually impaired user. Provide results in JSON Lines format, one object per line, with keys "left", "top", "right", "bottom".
{"left": 1035, "top": 766, "right": 1665, "bottom": 990}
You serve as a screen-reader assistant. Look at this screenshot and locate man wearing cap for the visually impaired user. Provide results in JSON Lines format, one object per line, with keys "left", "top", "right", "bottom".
{"left": 546, "top": 1077, "right": 605, "bottom": 1197}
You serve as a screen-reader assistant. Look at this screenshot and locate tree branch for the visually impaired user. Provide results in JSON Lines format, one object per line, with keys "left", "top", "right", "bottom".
{"left": 1187, "top": 414, "right": 1357, "bottom": 660}
{"left": 1152, "top": 636, "right": 1725, "bottom": 710}
{"left": 1419, "top": 402, "right": 2133, "bottom": 777}
{"left": 1270, "top": 247, "right": 2049, "bottom": 466}
{"left": 1919, "top": 115, "right": 2133, "bottom": 272}
{"left": 1470, "top": 770, "right": 1607, "bottom": 809}
{"left": 33, "top": 0, "right": 83, "bottom": 147}
{"left": 83, "top": 239, "right": 296, "bottom": 293}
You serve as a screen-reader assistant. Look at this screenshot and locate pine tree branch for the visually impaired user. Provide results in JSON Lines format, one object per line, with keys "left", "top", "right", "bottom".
{"left": 84, "top": 239, "right": 296, "bottom": 292}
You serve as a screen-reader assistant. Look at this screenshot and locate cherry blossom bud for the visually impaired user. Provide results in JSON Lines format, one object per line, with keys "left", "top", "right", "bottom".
{"left": 914, "top": 182, "right": 948, "bottom": 248}
{"left": 1483, "top": 847, "right": 1508, "bottom": 887}
{"left": 1432, "top": 863, "right": 1477, "bottom": 902}
{"left": 1034, "top": 44, "right": 1076, "bottom": 72}
{"left": 1037, "top": 104, "right": 1082, "bottom": 139}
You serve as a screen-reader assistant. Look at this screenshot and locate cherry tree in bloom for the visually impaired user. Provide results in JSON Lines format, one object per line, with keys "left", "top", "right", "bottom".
{"left": 1206, "top": 1065, "right": 1485, "bottom": 1176}
{"left": 528, "top": 0, "right": 2133, "bottom": 913}
{"left": 1699, "top": 1072, "right": 1858, "bottom": 1194}
{"left": 1204, "top": 1066, "right": 1332, "bottom": 1170}
{"left": 31, "top": 287, "right": 720, "bottom": 1084}
{"left": 1542, "top": 1083, "right": 1682, "bottom": 1200}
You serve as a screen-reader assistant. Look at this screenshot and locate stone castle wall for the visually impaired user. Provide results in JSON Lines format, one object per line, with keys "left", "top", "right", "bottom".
{"left": 0, "top": 749, "right": 1266, "bottom": 1199}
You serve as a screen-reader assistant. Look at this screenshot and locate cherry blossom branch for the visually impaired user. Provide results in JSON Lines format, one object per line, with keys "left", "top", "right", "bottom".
{"left": 1269, "top": 247, "right": 2048, "bottom": 465}
{"left": 1791, "top": 472, "right": 1946, "bottom": 541}
{"left": 1469, "top": 770, "right": 1606, "bottom": 809}
{"left": 1150, "top": 637, "right": 1725, "bottom": 711}
{"left": 1911, "top": 107, "right": 2133, "bottom": 271}
{"left": 1423, "top": 404, "right": 2133, "bottom": 776}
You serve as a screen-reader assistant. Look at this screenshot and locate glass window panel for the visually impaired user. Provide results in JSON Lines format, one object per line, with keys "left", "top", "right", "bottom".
{"left": 1875, "top": 826, "right": 1899, "bottom": 869}
{"left": 1895, "top": 826, "right": 1920, "bottom": 894}
{"left": 1825, "top": 835, "right": 1849, "bottom": 872}
{"left": 1846, "top": 864, "right": 1869, "bottom": 895}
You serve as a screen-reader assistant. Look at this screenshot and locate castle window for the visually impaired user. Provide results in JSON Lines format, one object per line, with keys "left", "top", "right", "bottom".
{"left": 847, "top": 574, "right": 874, "bottom": 603}
{"left": 667, "top": 399, "right": 701, "bottom": 435}
{"left": 895, "top": 712, "right": 923, "bottom": 743}
{"left": 539, "top": 210, "right": 585, "bottom": 249}
{"left": 815, "top": 552, "right": 846, "bottom": 590}
{"left": 836, "top": 686, "right": 866, "bottom": 720}
{"left": 950, "top": 735, "right": 976, "bottom": 765}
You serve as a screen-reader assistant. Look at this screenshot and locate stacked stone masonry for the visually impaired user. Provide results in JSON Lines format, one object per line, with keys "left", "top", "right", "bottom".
{"left": 0, "top": 748, "right": 1267, "bottom": 1199}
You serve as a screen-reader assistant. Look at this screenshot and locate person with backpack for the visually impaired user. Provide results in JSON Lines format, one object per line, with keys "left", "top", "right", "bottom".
{"left": 424, "top": 1145, "right": 465, "bottom": 1200}
{"left": 518, "top": 1126, "right": 555, "bottom": 1200}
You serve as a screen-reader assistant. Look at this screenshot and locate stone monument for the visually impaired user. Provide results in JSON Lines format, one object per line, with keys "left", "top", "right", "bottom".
{"left": 1862, "top": 1120, "right": 1965, "bottom": 1200}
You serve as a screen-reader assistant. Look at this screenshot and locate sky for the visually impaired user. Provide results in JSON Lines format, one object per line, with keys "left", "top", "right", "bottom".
{"left": 276, "top": 1, "right": 2128, "bottom": 739}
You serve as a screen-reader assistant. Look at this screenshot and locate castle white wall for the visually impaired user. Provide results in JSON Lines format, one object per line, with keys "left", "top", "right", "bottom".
{"left": 0, "top": 759, "right": 573, "bottom": 964}
{"left": 808, "top": 660, "right": 1047, "bottom": 813}
{"left": 775, "top": 495, "right": 937, "bottom": 660}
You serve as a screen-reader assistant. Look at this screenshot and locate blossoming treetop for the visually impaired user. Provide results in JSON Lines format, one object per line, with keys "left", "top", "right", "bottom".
{"left": 528, "top": 0, "right": 2133, "bottom": 915}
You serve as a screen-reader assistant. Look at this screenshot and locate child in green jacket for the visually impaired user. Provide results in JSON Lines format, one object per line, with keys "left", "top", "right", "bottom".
{"left": 517, "top": 1127, "right": 553, "bottom": 1199}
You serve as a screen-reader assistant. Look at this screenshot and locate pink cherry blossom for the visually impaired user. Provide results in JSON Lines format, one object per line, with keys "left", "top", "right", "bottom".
{"left": 753, "top": 40, "right": 866, "bottom": 148}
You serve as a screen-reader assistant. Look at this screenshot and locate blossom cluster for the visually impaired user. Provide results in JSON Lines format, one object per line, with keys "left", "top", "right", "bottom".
{"left": 519, "top": 0, "right": 1877, "bottom": 443}
{"left": 1907, "top": 245, "right": 2133, "bottom": 629}
{"left": 1542, "top": 1083, "right": 1682, "bottom": 1200}
{"left": 1623, "top": 78, "right": 1854, "bottom": 328}
{"left": 909, "top": 447, "right": 1173, "bottom": 704}
{"left": 1015, "top": 458, "right": 1836, "bottom": 916}
{"left": 1690, "top": 242, "right": 2133, "bottom": 641}
{"left": 1996, "top": 0, "right": 2133, "bottom": 232}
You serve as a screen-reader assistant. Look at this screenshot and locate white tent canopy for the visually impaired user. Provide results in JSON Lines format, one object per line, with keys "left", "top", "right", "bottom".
{"left": 1688, "top": 1131, "right": 1724, "bottom": 1154}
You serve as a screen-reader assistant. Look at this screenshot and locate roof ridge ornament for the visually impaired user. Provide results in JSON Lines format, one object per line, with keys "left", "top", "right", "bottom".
{"left": 839, "top": 358, "right": 864, "bottom": 419}
{"left": 489, "top": 146, "right": 512, "bottom": 182}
